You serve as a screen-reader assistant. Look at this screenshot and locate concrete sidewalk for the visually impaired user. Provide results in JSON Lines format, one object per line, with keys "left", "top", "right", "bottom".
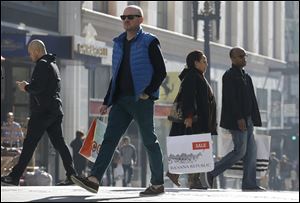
{"left": 1, "top": 186, "right": 299, "bottom": 202}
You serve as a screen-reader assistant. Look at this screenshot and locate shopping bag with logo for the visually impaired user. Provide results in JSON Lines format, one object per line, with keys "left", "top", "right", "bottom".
{"left": 114, "top": 163, "right": 124, "bottom": 180}
{"left": 218, "top": 131, "right": 271, "bottom": 179}
{"left": 79, "top": 118, "right": 107, "bottom": 163}
{"left": 166, "top": 133, "right": 214, "bottom": 174}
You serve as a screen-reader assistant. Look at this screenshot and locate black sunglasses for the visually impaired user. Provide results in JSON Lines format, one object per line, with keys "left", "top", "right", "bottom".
{"left": 120, "top": 15, "right": 141, "bottom": 20}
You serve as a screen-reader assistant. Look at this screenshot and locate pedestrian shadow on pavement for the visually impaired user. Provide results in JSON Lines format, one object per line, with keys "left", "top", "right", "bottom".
{"left": 31, "top": 195, "right": 144, "bottom": 202}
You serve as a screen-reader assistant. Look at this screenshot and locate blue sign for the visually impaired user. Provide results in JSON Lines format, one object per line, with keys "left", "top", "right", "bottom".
{"left": 1, "top": 34, "right": 73, "bottom": 59}
{"left": 1, "top": 33, "right": 27, "bottom": 57}
{"left": 30, "top": 35, "right": 73, "bottom": 59}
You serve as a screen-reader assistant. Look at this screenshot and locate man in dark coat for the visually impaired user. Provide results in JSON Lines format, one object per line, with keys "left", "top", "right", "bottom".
{"left": 70, "top": 130, "right": 87, "bottom": 176}
{"left": 1, "top": 39, "right": 76, "bottom": 186}
{"left": 205, "top": 47, "right": 265, "bottom": 191}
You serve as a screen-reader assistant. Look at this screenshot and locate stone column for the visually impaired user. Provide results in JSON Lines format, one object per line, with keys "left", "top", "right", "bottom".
{"left": 260, "top": 1, "right": 274, "bottom": 57}
{"left": 247, "top": 1, "right": 260, "bottom": 53}
{"left": 108, "top": 1, "right": 127, "bottom": 17}
{"left": 59, "top": 1, "right": 81, "bottom": 35}
{"left": 273, "top": 1, "right": 285, "bottom": 60}
{"left": 167, "top": 1, "right": 183, "bottom": 33}
{"left": 140, "top": 1, "right": 157, "bottom": 26}
{"left": 230, "top": 1, "right": 244, "bottom": 46}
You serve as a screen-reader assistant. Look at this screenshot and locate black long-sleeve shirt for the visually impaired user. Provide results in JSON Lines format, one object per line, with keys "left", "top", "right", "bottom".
{"left": 104, "top": 38, "right": 166, "bottom": 105}
{"left": 115, "top": 38, "right": 135, "bottom": 97}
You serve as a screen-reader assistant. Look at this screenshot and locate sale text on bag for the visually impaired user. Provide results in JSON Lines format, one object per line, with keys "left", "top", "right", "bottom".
{"left": 167, "top": 133, "right": 214, "bottom": 174}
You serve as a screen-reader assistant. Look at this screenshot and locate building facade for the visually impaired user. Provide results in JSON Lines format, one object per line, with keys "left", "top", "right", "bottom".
{"left": 1, "top": 1, "right": 292, "bottom": 187}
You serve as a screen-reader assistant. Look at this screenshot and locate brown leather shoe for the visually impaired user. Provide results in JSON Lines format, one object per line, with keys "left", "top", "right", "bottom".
{"left": 166, "top": 171, "right": 181, "bottom": 186}
{"left": 139, "top": 185, "right": 164, "bottom": 196}
{"left": 189, "top": 181, "right": 208, "bottom": 190}
{"left": 71, "top": 175, "right": 99, "bottom": 193}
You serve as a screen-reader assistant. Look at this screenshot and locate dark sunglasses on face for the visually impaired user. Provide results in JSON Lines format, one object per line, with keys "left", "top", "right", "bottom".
{"left": 120, "top": 15, "right": 141, "bottom": 20}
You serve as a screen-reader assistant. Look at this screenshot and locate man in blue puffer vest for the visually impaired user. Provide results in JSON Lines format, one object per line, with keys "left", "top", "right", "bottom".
{"left": 71, "top": 5, "right": 167, "bottom": 196}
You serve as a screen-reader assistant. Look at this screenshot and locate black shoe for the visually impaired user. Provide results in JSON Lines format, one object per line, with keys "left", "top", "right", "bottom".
{"left": 189, "top": 180, "right": 208, "bottom": 190}
{"left": 1, "top": 175, "right": 19, "bottom": 186}
{"left": 166, "top": 171, "right": 181, "bottom": 186}
{"left": 204, "top": 172, "right": 214, "bottom": 188}
{"left": 71, "top": 175, "right": 99, "bottom": 193}
{"left": 139, "top": 185, "right": 164, "bottom": 196}
{"left": 56, "top": 177, "right": 74, "bottom": 186}
{"left": 242, "top": 186, "right": 266, "bottom": 191}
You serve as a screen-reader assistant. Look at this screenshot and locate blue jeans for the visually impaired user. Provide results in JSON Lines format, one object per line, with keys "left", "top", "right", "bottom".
{"left": 122, "top": 164, "right": 133, "bottom": 186}
{"left": 210, "top": 117, "right": 257, "bottom": 188}
{"left": 91, "top": 96, "right": 164, "bottom": 185}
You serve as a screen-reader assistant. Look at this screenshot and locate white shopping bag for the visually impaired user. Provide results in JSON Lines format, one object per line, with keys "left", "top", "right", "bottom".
{"left": 218, "top": 131, "right": 271, "bottom": 179}
{"left": 79, "top": 118, "right": 107, "bottom": 163}
{"left": 114, "top": 163, "right": 124, "bottom": 180}
{"left": 166, "top": 133, "right": 214, "bottom": 174}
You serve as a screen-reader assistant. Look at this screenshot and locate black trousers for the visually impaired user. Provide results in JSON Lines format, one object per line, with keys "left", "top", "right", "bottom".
{"left": 10, "top": 113, "right": 75, "bottom": 181}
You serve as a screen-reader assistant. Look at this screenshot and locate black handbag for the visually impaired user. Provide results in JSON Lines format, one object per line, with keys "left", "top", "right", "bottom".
{"left": 167, "top": 101, "right": 184, "bottom": 123}
{"left": 167, "top": 85, "right": 198, "bottom": 123}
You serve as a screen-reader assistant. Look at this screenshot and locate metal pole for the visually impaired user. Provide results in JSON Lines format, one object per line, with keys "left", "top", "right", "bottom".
{"left": 204, "top": 17, "right": 211, "bottom": 83}
{"left": 193, "top": 1, "right": 199, "bottom": 40}
{"left": 193, "top": 1, "right": 221, "bottom": 83}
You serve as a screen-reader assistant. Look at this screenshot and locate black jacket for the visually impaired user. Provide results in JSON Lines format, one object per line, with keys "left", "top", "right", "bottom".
{"left": 25, "top": 54, "right": 63, "bottom": 116}
{"left": 220, "top": 66, "right": 262, "bottom": 130}
{"left": 169, "top": 67, "right": 217, "bottom": 136}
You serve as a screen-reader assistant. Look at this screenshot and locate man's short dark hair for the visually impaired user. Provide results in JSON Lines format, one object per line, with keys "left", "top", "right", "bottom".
{"left": 76, "top": 130, "right": 84, "bottom": 138}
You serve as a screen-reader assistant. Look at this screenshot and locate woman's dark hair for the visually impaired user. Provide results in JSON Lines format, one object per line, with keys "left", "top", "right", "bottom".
{"left": 186, "top": 50, "right": 204, "bottom": 69}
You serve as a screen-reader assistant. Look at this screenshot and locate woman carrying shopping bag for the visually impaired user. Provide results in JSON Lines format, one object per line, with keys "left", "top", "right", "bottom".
{"left": 166, "top": 50, "right": 217, "bottom": 189}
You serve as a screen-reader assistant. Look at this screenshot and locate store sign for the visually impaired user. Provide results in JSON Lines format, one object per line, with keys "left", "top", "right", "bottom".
{"left": 1, "top": 34, "right": 73, "bottom": 59}
{"left": 76, "top": 43, "right": 108, "bottom": 58}
{"left": 30, "top": 35, "right": 73, "bottom": 59}
{"left": 74, "top": 23, "right": 108, "bottom": 58}
{"left": 1, "top": 33, "right": 27, "bottom": 57}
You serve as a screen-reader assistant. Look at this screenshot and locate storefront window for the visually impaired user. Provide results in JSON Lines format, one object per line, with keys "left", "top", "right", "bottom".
{"left": 271, "top": 90, "right": 282, "bottom": 127}
{"left": 1, "top": 63, "right": 31, "bottom": 127}
{"left": 257, "top": 88, "right": 268, "bottom": 127}
{"left": 12, "top": 66, "right": 30, "bottom": 124}
{"left": 89, "top": 65, "right": 111, "bottom": 99}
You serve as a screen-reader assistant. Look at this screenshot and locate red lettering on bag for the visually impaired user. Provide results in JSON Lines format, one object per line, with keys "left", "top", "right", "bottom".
{"left": 92, "top": 141, "right": 101, "bottom": 153}
{"left": 192, "top": 142, "right": 209, "bottom": 150}
{"left": 92, "top": 142, "right": 97, "bottom": 152}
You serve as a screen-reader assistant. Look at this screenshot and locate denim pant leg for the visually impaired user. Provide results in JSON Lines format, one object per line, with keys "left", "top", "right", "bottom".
{"left": 133, "top": 99, "right": 164, "bottom": 185}
{"left": 241, "top": 118, "right": 257, "bottom": 189}
{"left": 210, "top": 129, "right": 248, "bottom": 178}
{"left": 91, "top": 100, "right": 133, "bottom": 182}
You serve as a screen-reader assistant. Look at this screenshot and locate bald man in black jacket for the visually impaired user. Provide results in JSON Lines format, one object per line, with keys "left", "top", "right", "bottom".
{"left": 1, "top": 40, "right": 76, "bottom": 186}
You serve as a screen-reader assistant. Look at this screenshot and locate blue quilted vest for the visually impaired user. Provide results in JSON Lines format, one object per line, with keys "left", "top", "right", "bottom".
{"left": 107, "top": 27, "right": 159, "bottom": 106}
